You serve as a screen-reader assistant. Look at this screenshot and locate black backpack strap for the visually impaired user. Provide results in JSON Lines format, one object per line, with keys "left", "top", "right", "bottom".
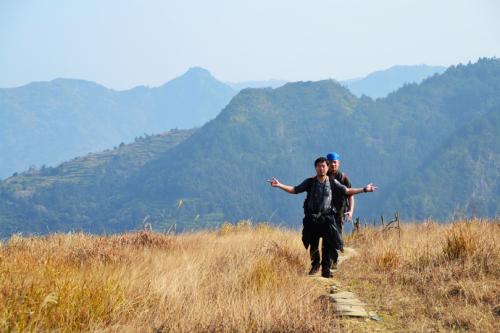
{"left": 304, "top": 177, "right": 317, "bottom": 214}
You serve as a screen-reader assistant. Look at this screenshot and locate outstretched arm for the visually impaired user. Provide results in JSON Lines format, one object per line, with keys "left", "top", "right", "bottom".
{"left": 345, "top": 183, "right": 377, "bottom": 196}
{"left": 267, "top": 177, "right": 296, "bottom": 194}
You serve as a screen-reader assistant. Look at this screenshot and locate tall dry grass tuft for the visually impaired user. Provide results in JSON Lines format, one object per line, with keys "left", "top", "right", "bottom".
{"left": 339, "top": 219, "right": 500, "bottom": 332}
{"left": 442, "top": 222, "right": 479, "bottom": 261}
{"left": 1, "top": 223, "right": 339, "bottom": 332}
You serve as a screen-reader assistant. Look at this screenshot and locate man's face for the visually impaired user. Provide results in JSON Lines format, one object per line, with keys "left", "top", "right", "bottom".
{"left": 315, "top": 161, "right": 328, "bottom": 177}
{"left": 329, "top": 159, "right": 340, "bottom": 173}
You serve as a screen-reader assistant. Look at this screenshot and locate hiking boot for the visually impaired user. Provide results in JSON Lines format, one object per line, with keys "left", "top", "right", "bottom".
{"left": 330, "top": 261, "right": 338, "bottom": 270}
{"left": 321, "top": 268, "right": 333, "bottom": 278}
{"left": 308, "top": 263, "right": 320, "bottom": 275}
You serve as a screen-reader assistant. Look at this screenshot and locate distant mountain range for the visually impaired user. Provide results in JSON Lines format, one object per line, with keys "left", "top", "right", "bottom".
{"left": 341, "top": 64, "right": 447, "bottom": 98}
{"left": 227, "top": 79, "right": 288, "bottom": 91}
{"left": 0, "top": 67, "right": 235, "bottom": 179}
{"left": 226, "top": 65, "right": 446, "bottom": 98}
{"left": 1, "top": 58, "right": 498, "bottom": 237}
{"left": 0, "top": 64, "right": 446, "bottom": 180}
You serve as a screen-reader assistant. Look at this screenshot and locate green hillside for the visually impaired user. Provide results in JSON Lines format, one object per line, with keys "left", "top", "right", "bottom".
{"left": 384, "top": 107, "right": 500, "bottom": 219}
{"left": 126, "top": 59, "right": 499, "bottom": 228}
{"left": 0, "top": 59, "right": 498, "bottom": 237}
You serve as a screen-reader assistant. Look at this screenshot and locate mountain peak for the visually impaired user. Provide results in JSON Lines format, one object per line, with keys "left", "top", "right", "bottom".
{"left": 158, "top": 67, "right": 222, "bottom": 88}
{"left": 184, "top": 67, "right": 214, "bottom": 78}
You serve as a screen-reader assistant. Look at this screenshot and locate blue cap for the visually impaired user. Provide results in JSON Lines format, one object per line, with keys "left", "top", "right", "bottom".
{"left": 326, "top": 152, "right": 340, "bottom": 161}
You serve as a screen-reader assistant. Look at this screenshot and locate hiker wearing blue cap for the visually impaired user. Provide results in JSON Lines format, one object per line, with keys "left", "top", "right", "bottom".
{"left": 267, "top": 157, "right": 376, "bottom": 278}
{"left": 326, "top": 152, "right": 353, "bottom": 269}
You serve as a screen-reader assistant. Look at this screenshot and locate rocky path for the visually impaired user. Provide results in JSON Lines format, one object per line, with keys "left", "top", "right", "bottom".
{"left": 311, "top": 248, "right": 381, "bottom": 321}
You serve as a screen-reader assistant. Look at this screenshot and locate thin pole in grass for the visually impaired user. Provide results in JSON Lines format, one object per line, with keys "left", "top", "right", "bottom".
{"left": 143, "top": 215, "right": 152, "bottom": 232}
{"left": 354, "top": 218, "right": 360, "bottom": 233}
{"left": 166, "top": 222, "right": 176, "bottom": 234}
{"left": 396, "top": 212, "right": 401, "bottom": 239}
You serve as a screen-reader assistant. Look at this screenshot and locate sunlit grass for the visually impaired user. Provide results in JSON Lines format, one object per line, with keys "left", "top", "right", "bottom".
{"left": 0, "top": 224, "right": 338, "bottom": 332}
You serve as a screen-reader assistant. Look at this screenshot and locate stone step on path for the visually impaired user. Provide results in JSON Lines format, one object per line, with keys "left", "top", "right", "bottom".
{"left": 311, "top": 247, "right": 381, "bottom": 321}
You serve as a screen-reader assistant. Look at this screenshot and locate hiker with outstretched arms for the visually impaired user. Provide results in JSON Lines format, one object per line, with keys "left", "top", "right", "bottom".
{"left": 326, "top": 152, "right": 353, "bottom": 268}
{"left": 268, "top": 157, "right": 376, "bottom": 278}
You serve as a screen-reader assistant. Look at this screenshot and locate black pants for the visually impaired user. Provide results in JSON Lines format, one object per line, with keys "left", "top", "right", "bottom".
{"left": 309, "top": 236, "right": 332, "bottom": 271}
{"left": 303, "top": 213, "right": 341, "bottom": 270}
{"left": 335, "top": 213, "right": 344, "bottom": 234}
{"left": 330, "top": 214, "right": 344, "bottom": 264}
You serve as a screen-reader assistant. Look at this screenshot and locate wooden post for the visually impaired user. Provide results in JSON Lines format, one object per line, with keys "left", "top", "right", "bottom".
{"left": 354, "top": 218, "right": 360, "bottom": 233}
{"left": 381, "top": 215, "right": 385, "bottom": 227}
{"left": 396, "top": 212, "right": 401, "bottom": 239}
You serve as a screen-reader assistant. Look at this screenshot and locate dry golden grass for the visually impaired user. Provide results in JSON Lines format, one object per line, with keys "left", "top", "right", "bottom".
{"left": 0, "top": 221, "right": 339, "bottom": 332}
{"left": 338, "top": 219, "right": 500, "bottom": 332}
{"left": 2, "top": 219, "right": 498, "bottom": 332}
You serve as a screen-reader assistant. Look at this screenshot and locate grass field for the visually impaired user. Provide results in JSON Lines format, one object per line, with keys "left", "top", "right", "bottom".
{"left": 339, "top": 219, "right": 499, "bottom": 332}
{"left": 1, "top": 219, "right": 498, "bottom": 332}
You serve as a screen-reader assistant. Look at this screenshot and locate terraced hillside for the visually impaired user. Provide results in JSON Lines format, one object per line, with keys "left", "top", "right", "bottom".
{"left": 0, "top": 129, "right": 196, "bottom": 235}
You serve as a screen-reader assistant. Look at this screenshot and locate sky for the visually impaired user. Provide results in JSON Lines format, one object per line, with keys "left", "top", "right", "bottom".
{"left": 1, "top": 0, "right": 499, "bottom": 90}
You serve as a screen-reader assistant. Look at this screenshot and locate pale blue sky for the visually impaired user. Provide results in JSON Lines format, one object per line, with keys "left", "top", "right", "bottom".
{"left": 1, "top": 0, "right": 499, "bottom": 89}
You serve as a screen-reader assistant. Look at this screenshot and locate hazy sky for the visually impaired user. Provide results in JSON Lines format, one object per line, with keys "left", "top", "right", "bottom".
{"left": 1, "top": 0, "right": 499, "bottom": 89}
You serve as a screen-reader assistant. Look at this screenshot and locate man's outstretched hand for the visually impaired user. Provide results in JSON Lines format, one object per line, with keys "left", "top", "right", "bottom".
{"left": 364, "top": 183, "right": 377, "bottom": 192}
{"left": 267, "top": 177, "right": 281, "bottom": 187}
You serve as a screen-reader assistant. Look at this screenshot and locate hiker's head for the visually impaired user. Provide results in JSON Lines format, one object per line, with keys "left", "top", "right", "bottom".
{"left": 314, "top": 157, "right": 329, "bottom": 176}
{"left": 326, "top": 152, "right": 340, "bottom": 173}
